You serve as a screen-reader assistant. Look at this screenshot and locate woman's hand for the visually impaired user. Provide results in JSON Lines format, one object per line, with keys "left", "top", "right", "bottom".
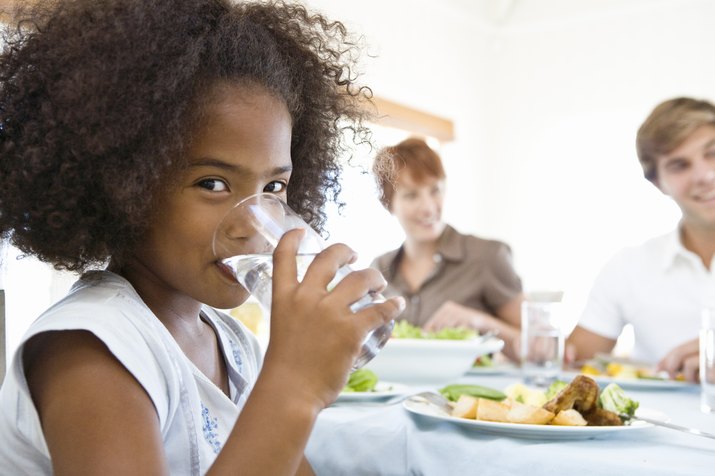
{"left": 656, "top": 338, "right": 699, "bottom": 383}
{"left": 423, "top": 301, "right": 491, "bottom": 331}
{"left": 262, "top": 229, "right": 405, "bottom": 408}
{"left": 424, "top": 301, "right": 521, "bottom": 361}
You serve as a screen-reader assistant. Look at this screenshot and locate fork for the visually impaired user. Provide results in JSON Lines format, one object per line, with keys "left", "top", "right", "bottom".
{"left": 329, "top": 391, "right": 453, "bottom": 412}
{"left": 405, "top": 391, "right": 453, "bottom": 414}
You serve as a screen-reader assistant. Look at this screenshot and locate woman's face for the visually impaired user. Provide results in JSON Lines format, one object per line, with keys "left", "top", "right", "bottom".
{"left": 130, "top": 82, "right": 293, "bottom": 309}
{"left": 655, "top": 124, "right": 715, "bottom": 231}
{"left": 390, "top": 171, "right": 446, "bottom": 244}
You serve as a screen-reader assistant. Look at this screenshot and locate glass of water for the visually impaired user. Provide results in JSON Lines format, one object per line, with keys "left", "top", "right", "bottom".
{"left": 520, "top": 292, "right": 565, "bottom": 387}
{"left": 701, "top": 308, "right": 715, "bottom": 413}
{"left": 213, "top": 192, "right": 394, "bottom": 369}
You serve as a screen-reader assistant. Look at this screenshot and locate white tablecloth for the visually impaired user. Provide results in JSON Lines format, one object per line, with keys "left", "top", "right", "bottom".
{"left": 306, "top": 373, "right": 715, "bottom": 475}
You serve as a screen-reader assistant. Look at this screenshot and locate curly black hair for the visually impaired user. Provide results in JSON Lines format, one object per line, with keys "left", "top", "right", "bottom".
{"left": 0, "top": 0, "right": 372, "bottom": 272}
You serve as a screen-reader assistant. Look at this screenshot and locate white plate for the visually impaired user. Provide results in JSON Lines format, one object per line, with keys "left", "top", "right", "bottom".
{"left": 465, "top": 363, "right": 518, "bottom": 376}
{"left": 336, "top": 382, "right": 409, "bottom": 402}
{"left": 563, "top": 372, "right": 696, "bottom": 391}
{"left": 402, "top": 399, "right": 655, "bottom": 440}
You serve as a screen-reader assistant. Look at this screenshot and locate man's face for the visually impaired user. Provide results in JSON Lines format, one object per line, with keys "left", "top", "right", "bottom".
{"left": 655, "top": 124, "right": 715, "bottom": 229}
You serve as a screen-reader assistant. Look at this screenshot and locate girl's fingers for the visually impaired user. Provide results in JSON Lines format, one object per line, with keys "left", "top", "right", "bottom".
{"left": 300, "top": 243, "right": 358, "bottom": 290}
{"left": 272, "top": 229, "right": 305, "bottom": 290}
{"left": 323, "top": 267, "right": 387, "bottom": 309}
{"left": 354, "top": 296, "right": 405, "bottom": 334}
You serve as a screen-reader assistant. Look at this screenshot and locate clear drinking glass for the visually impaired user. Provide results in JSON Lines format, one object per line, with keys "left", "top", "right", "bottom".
{"left": 520, "top": 292, "right": 565, "bottom": 387}
{"left": 700, "top": 308, "right": 715, "bottom": 413}
{"left": 213, "top": 193, "right": 394, "bottom": 369}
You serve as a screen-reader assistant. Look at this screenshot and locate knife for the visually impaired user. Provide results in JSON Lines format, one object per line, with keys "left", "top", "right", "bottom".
{"left": 623, "top": 414, "right": 715, "bottom": 440}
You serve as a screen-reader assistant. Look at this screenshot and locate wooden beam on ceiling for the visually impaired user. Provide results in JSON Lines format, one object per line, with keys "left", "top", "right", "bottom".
{"left": 370, "top": 96, "right": 455, "bottom": 142}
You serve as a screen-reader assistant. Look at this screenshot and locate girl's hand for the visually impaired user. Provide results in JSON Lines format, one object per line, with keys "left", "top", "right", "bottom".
{"left": 261, "top": 229, "right": 405, "bottom": 408}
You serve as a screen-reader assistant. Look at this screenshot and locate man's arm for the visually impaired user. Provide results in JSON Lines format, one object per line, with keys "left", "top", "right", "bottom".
{"left": 566, "top": 326, "right": 617, "bottom": 362}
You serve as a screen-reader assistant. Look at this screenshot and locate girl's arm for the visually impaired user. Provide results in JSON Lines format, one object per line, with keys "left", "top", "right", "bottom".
{"left": 25, "top": 330, "right": 169, "bottom": 475}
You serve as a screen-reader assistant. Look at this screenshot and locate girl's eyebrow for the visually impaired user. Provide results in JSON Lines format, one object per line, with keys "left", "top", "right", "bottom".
{"left": 189, "top": 157, "right": 292, "bottom": 175}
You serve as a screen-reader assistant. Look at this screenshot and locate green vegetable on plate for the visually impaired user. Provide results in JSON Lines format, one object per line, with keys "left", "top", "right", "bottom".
{"left": 342, "top": 369, "right": 379, "bottom": 393}
{"left": 599, "top": 383, "right": 639, "bottom": 418}
{"left": 439, "top": 383, "right": 506, "bottom": 402}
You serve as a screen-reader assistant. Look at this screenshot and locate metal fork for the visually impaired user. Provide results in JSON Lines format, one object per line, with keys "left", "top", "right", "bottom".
{"left": 329, "top": 391, "right": 452, "bottom": 412}
{"left": 405, "top": 391, "right": 453, "bottom": 414}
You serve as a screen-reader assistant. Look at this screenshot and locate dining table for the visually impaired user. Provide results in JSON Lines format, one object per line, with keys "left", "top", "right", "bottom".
{"left": 305, "top": 370, "right": 715, "bottom": 475}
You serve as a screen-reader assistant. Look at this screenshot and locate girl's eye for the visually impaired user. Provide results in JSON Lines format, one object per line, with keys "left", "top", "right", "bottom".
{"left": 263, "top": 181, "right": 287, "bottom": 193}
{"left": 197, "top": 178, "right": 228, "bottom": 192}
{"left": 705, "top": 149, "right": 715, "bottom": 159}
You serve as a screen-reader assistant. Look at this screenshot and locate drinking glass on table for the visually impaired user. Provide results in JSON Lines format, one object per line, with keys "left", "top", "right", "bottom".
{"left": 701, "top": 308, "right": 715, "bottom": 413}
{"left": 212, "top": 192, "right": 394, "bottom": 369}
{"left": 520, "top": 291, "right": 565, "bottom": 387}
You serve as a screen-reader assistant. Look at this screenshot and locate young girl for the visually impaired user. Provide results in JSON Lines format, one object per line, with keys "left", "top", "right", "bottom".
{"left": 0, "top": 1, "right": 404, "bottom": 474}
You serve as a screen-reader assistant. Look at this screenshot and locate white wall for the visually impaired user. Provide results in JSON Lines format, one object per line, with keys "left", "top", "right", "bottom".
{"left": 4, "top": 0, "right": 715, "bottom": 366}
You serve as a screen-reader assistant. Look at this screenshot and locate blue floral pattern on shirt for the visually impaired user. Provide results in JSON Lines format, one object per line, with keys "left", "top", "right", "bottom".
{"left": 201, "top": 403, "right": 222, "bottom": 454}
{"left": 227, "top": 337, "right": 244, "bottom": 373}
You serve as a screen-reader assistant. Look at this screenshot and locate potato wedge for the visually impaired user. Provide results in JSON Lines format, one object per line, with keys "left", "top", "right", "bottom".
{"left": 476, "top": 398, "right": 511, "bottom": 422}
{"left": 452, "top": 394, "right": 479, "bottom": 419}
{"left": 551, "top": 409, "right": 587, "bottom": 426}
{"left": 507, "top": 400, "right": 555, "bottom": 425}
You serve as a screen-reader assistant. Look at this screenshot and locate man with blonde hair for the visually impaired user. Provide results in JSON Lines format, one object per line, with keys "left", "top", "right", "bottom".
{"left": 567, "top": 97, "right": 715, "bottom": 382}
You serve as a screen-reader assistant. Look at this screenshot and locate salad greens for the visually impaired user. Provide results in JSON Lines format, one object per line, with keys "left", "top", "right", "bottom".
{"left": 342, "top": 369, "right": 378, "bottom": 393}
{"left": 391, "top": 320, "right": 477, "bottom": 340}
{"left": 473, "top": 354, "right": 493, "bottom": 367}
{"left": 599, "top": 383, "right": 639, "bottom": 418}
{"left": 544, "top": 380, "right": 568, "bottom": 400}
{"left": 439, "top": 383, "right": 506, "bottom": 402}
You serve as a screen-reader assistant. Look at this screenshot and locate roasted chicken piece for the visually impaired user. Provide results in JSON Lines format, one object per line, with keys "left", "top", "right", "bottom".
{"left": 543, "top": 375, "right": 599, "bottom": 414}
{"left": 542, "top": 375, "right": 623, "bottom": 426}
{"left": 582, "top": 407, "right": 623, "bottom": 426}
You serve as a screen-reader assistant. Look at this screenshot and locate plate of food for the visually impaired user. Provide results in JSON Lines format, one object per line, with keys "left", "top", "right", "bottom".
{"left": 571, "top": 355, "right": 697, "bottom": 390}
{"left": 403, "top": 375, "right": 656, "bottom": 440}
{"left": 465, "top": 355, "right": 517, "bottom": 376}
{"left": 335, "top": 368, "right": 409, "bottom": 402}
{"left": 584, "top": 374, "right": 694, "bottom": 390}
{"left": 336, "top": 381, "right": 409, "bottom": 402}
{"left": 403, "top": 399, "right": 653, "bottom": 439}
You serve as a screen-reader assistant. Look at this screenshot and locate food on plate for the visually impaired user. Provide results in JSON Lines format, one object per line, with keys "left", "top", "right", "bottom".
{"left": 342, "top": 369, "right": 379, "bottom": 393}
{"left": 476, "top": 398, "right": 510, "bottom": 422}
{"left": 504, "top": 383, "right": 547, "bottom": 407}
{"left": 472, "top": 354, "right": 493, "bottom": 367}
{"left": 446, "top": 375, "right": 637, "bottom": 427}
{"left": 599, "top": 382, "right": 639, "bottom": 417}
{"left": 544, "top": 380, "right": 568, "bottom": 399}
{"left": 543, "top": 374, "right": 599, "bottom": 415}
{"left": 439, "top": 383, "right": 507, "bottom": 402}
{"left": 452, "top": 395, "right": 479, "bottom": 419}
{"left": 391, "top": 320, "right": 477, "bottom": 340}
{"left": 507, "top": 400, "right": 555, "bottom": 424}
{"left": 579, "top": 356, "right": 684, "bottom": 381}
{"left": 551, "top": 409, "right": 587, "bottom": 426}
